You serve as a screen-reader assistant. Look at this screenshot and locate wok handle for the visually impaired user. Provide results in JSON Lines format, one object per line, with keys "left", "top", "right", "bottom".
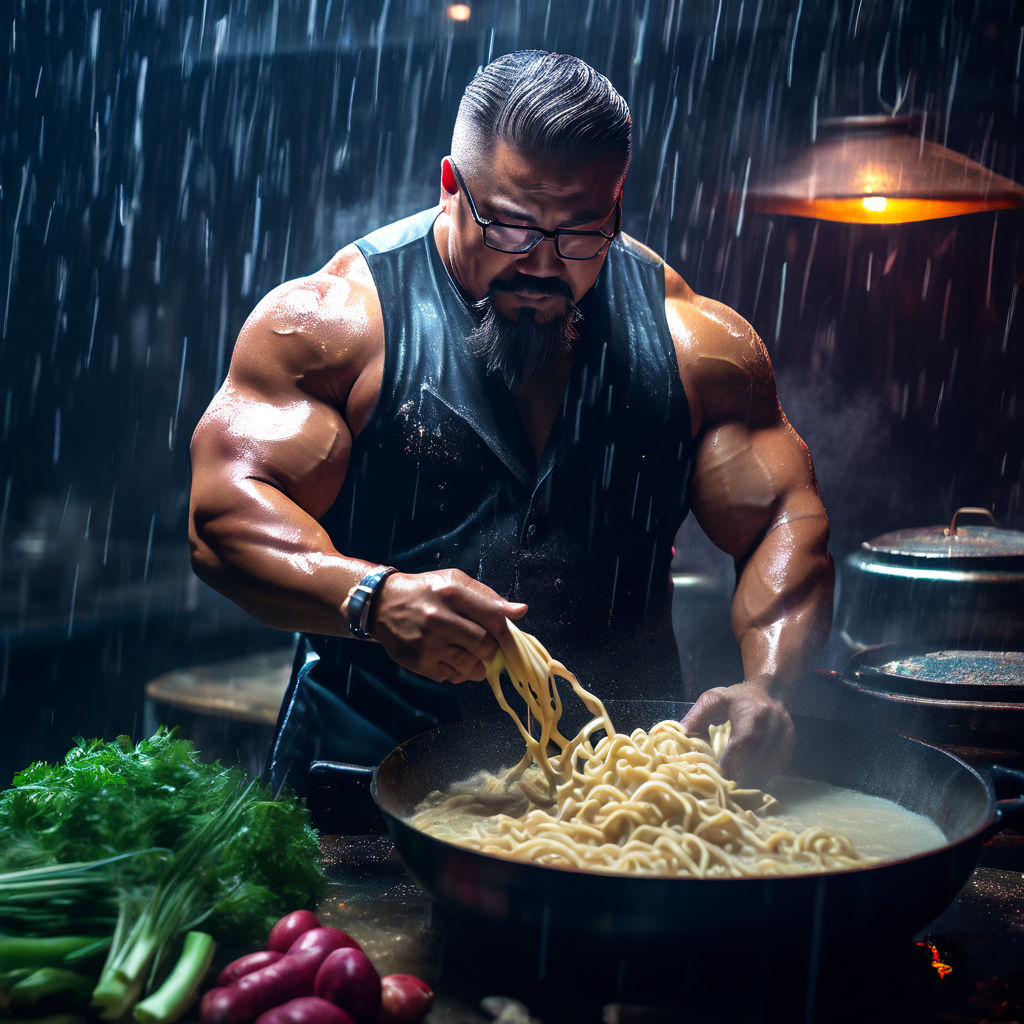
{"left": 985, "top": 764, "right": 1024, "bottom": 794}
{"left": 995, "top": 798, "right": 1024, "bottom": 829}
{"left": 985, "top": 764, "right": 1024, "bottom": 830}
{"left": 306, "top": 760, "right": 384, "bottom": 836}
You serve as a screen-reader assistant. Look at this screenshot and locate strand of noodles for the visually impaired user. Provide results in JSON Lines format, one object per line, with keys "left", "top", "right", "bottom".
{"left": 410, "top": 622, "right": 875, "bottom": 878}
{"left": 483, "top": 621, "right": 612, "bottom": 803}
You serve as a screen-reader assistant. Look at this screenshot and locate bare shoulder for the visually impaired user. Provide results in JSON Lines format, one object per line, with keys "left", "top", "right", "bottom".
{"left": 662, "top": 262, "right": 777, "bottom": 432}
{"left": 229, "top": 243, "right": 383, "bottom": 402}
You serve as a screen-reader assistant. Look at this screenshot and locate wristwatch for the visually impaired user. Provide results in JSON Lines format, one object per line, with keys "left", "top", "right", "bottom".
{"left": 342, "top": 566, "right": 398, "bottom": 640}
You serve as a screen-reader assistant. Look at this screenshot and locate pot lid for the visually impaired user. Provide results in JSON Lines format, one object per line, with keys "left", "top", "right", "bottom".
{"left": 863, "top": 507, "right": 1024, "bottom": 563}
{"left": 851, "top": 648, "right": 1024, "bottom": 704}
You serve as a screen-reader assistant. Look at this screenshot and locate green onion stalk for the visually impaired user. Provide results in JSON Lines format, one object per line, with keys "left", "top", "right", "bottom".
{"left": 90, "top": 784, "right": 253, "bottom": 1022}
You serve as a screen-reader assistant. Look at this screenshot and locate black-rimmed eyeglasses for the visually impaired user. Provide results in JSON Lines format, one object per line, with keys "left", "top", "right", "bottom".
{"left": 449, "top": 159, "right": 621, "bottom": 261}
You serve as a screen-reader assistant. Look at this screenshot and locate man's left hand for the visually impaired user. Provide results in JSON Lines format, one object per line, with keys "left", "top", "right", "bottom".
{"left": 679, "top": 679, "right": 795, "bottom": 785}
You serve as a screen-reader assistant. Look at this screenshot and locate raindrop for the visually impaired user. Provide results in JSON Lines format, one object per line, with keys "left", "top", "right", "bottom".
{"left": 58, "top": 486, "right": 72, "bottom": 537}
{"left": 171, "top": 336, "right": 188, "bottom": 448}
{"left": 939, "top": 279, "right": 952, "bottom": 341}
{"left": 103, "top": 485, "right": 116, "bottom": 567}
{"left": 3, "top": 162, "right": 30, "bottom": 340}
{"left": 92, "top": 112, "right": 100, "bottom": 197}
{"left": 133, "top": 56, "right": 148, "bottom": 153}
{"left": 143, "top": 514, "right": 155, "bottom": 583}
{"left": 799, "top": 222, "right": 819, "bottom": 316}
{"left": 986, "top": 216, "right": 998, "bottom": 309}
{"left": 66, "top": 564, "right": 80, "bottom": 639}
{"left": 774, "top": 261, "right": 787, "bottom": 342}
{"left": 734, "top": 156, "right": 751, "bottom": 237}
{"left": 1003, "top": 282, "right": 1019, "bottom": 353}
{"left": 85, "top": 274, "right": 99, "bottom": 368}
{"left": 932, "top": 382, "right": 945, "bottom": 427}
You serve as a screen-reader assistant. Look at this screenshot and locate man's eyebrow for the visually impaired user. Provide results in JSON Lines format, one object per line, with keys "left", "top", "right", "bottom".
{"left": 486, "top": 199, "right": 540, "bottom": 224}
{"left": 486, "top": 197, "right": 610, "bottom": 227}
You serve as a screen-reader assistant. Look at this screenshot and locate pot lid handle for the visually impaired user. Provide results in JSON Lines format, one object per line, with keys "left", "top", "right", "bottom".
{"left": 947, "top": 506, "right": 997, "bottom": 536}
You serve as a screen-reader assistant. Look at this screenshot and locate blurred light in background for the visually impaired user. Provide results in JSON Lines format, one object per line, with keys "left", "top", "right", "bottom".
{"left": 747, "top": 116, "right": 1024, "bottom": 224}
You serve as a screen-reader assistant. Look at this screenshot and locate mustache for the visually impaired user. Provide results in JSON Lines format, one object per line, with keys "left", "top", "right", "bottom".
{"left": 489, "top": 274, "right": 574, "bottom": 300}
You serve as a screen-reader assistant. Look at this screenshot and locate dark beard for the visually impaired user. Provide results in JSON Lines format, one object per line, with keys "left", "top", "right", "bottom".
{"left": 467, "top": 290, "right": 583, "bottom": 391}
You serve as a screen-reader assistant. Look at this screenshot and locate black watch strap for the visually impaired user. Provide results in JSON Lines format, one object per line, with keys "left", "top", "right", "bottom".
{"left": 343, "top": 566, "right": 398, "bottom": 640}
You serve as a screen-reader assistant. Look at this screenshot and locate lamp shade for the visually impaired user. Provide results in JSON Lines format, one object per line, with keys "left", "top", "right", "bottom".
{"left": 747, "top": 116, "right": 1024, "bottom": 224}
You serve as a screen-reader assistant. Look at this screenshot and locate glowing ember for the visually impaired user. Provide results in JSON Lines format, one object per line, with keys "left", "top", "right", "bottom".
{"left": 915, "top": 941, "right": 953, "bottom": 979}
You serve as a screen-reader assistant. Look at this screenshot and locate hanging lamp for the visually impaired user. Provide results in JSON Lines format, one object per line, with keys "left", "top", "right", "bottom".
{"left": 746, "top": 115, "right": 1024, "bottom": 225}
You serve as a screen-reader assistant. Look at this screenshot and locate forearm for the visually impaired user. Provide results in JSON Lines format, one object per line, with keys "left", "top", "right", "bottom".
{"left": 729, "top": 513, "right": 834, "bottom": 699}
{"left": 189, "top": 481, "right": 374, "bottom": 636}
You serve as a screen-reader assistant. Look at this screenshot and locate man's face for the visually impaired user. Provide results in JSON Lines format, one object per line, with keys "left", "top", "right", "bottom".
{"left": 441, "top": 141, "right": 625, "bottom": 388}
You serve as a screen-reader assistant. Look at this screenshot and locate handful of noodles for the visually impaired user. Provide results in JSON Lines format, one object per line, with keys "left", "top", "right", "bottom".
{"left": 410, "top": 622, "right": 875, "bottom": 878}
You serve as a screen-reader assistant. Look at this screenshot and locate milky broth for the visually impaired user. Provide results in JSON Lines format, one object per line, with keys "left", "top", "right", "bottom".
{"left": 762, "top": 776, "right": 948, "bottom": 861}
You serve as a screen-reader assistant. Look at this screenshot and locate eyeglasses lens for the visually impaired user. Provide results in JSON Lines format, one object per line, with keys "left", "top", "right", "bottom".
{"left": 483, "top": 226, "right": 609, "bottom": 259}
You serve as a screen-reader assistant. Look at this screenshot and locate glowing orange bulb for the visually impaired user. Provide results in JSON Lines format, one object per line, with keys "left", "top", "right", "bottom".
{"left": 862, "top": 196, "right": 888, "bottom": 213}
{"left": 447, "top": 3, "right": 471, "bottom": 20}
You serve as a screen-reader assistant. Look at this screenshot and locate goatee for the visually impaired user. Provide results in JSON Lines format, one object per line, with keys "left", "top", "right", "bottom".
{"left": 467, "top": 290, "right": 583, "bottom": 391}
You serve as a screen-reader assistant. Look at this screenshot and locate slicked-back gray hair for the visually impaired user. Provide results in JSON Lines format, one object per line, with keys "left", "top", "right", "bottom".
{"left": 451, "top": 51, "right": 631, "bottom": 178}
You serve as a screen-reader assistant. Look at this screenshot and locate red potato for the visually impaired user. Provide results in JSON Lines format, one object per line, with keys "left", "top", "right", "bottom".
{"left": 313, "top": 948, "right": 381, "bottom": 1024}
{"left": 200, "top": 952, "right": 323, "bottom": 1024}
{"left": 217, "top": 950, "right": 286, "bottom": 987}
{"left": 378, "top": 974, "right": 434, "bottom": 1024}
{"left": 267, "top": 910, "right": 321, "bottom": 953}
{"left": 287, "top": 927, "right": 362, "bottom": 959}
{"left": 254, "top": 996, "right": 358, "bottom": 1024}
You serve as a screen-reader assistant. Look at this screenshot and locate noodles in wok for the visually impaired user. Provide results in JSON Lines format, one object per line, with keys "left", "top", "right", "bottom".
{"left": 410, "top": 623, "right": 874, "bottom": 877}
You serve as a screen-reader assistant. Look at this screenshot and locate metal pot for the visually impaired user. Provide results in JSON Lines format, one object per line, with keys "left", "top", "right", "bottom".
{"left": 835, "top": 507, "right": 1024, "bottom": 655}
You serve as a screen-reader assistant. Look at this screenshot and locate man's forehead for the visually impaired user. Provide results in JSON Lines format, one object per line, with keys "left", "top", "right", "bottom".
{"left": 474, "top": 141, "right": 623, "bottom": 217}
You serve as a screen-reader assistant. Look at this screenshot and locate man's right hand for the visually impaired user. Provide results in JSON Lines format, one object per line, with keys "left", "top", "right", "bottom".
{"left": 369, "top": 569, "right": 528, "bottom": 683}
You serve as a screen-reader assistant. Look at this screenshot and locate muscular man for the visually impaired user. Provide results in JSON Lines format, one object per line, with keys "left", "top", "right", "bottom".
{"left": 188, "top": 51, "right": 833, "bottom": 797}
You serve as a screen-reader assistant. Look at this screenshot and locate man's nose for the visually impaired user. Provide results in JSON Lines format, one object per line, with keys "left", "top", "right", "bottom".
{"left": 515, "top": 235, "right": 565, "bottom": 276}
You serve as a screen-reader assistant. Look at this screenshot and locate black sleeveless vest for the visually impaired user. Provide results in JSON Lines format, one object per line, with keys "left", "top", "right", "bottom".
{"left": 268, "top": 208, "right": 695, "bottom": 790}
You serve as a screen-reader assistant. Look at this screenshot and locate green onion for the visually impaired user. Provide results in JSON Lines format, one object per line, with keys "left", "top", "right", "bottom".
{"left": 7, "top": 966, "right": 95, "bottom": 1007}
{"left": 133, "top": 931, "right": 216, "bottom": 1024}
{"left": 91, "top": 783, "right": 252, "bottom": 1021}
{"left": 0, "top": 935, "right": 110, "bottom": 971}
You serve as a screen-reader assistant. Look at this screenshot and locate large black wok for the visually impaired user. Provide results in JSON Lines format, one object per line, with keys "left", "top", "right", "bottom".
{"left": 353, "top": 700, "right": 1024, "bottom": 949}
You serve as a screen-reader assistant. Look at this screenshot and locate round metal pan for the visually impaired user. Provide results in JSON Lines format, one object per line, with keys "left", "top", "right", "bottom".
{"left": 847, "top": 643, "right": 1024, "bottom": 702}
{"left": 835, "top": 642, "right": 1024, "bottom": 759}
{"left": 368, "top": 700, "right": 1024, "bottom": 949}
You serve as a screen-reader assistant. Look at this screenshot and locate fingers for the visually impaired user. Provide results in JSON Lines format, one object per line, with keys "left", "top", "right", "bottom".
{"left": 719, "top": 710, "right": 794, "bottom": 786}
{"left": 437, "top": 644, "right": 489, "bottom": 684}
{"left": 371, "top": 568, "right": 528, "bottom": 683}
{"left": 447, "top": 582, "right": 527, "bottom": 640}
{"left": 679, "top": 687, "right": 731, "bottom": 736}
{"left": 679, "top": 683, "right": 795, "bottom": 787}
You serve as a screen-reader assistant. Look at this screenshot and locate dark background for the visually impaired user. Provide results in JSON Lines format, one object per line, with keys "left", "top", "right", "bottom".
{"left": 2, "top": 0, "right": 1022, "bottom": 781}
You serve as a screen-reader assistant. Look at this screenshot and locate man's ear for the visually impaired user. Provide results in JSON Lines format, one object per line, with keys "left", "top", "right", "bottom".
{"left": 441, "top": 157, "right": 458, "bottom": 196}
